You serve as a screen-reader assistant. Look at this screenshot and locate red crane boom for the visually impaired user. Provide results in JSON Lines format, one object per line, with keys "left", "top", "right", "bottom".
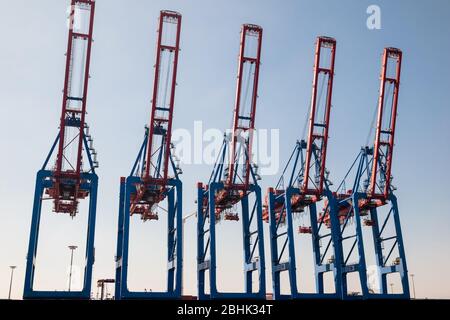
{"left": 49, "top": 0, "right": 96, "bottom": 216}
{"left": 226, "top": 24, "right": 263, "bottom": 189}
{"left": 129, "top": 11, "right": 182, "bottom": 220}
{"left": 302, "top": 36, "right": 336, "bottom": 197}
{"left": 144, "top": 10, "right": 182, "bottom": 184}
{"left": 368, "top": 47, "right": 402, "bottom": 201}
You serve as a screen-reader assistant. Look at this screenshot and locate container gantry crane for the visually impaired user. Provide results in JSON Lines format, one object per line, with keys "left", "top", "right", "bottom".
{"left": 326, "top": 47, "right": 409, "bottom": 299}
{"left": 197, "top": 24, "right": 266, "bottom": 300}
{"left": 115, "top": 10, "right": 183, "bottom": 300}
{"left": 263, "top": 36, "right": 344, "bottom": 299}
{"left": 23, "top": 0, "right": 98, "bottom": 300}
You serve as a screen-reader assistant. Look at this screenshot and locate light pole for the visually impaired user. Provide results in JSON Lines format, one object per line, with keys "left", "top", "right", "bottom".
{"left": 410, "top": 273, "right": 416, "bottom": 299}
{"left": 181, "top": 211, "right": 196, "bottom": 296}
{"left": 68, "top": 245, "right": 78, "bottom": 291}
{"left": 389, "top": 282, "right": 394, "bottom": 294}
{"left": 8, "top": 266, "right": 16, "bottom": 299}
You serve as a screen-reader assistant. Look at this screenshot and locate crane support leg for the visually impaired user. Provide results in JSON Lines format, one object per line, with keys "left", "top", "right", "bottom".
{"left": 334, "top": 191, "right": 409, "bottom": 299}
{"left": 197, "top": 182, "right": 266, "bottom": 300}
{"left": 267, "top": 187, "right": 343, "bottom": 299}
{"left": 24, "top": 164, "right": 98, "bottom": 299}
{"left": 340, "top": 192, "right": 370, "bottom": 299}
{"left": 368, "top": 195, "right": 409, "bottom": 298}
{"left": 114, "top": 134, "right": 183, "bottom": 300}
{"left": 115, "top": 177, "right": 182, "bottom": 299}
{"left": 331, "top": 150, "right": 409, "bottom": 299}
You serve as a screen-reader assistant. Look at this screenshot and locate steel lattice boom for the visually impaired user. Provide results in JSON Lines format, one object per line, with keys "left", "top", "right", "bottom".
{"left": 211, "top": 25, "right": 263, "bottom": 219}
{"left": 368, "top": 47, "right": 402, "bottom": 201}
{"left": 303, "top": 36, "right": 336, "bottom": 196}
{"left": 128, "top": 11, "right": 183, "bottom": 221}
{"left": 263, "top": 36, "right": 337, "bottom": 222}
{"left": 46, "top": 0, "right": 98, "bottom": 216}
{"left": 144, "top": 10, "right": 181, "bottom": 184}
{"left": 227, "top": 24, "right": 263, "bottom": 189}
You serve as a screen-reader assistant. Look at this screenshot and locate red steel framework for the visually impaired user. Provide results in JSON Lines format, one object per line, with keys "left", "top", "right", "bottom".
{"left": 368, "top": 47, "right": 402, "bottom": 202}
{"left": 262, "top": 36, "right": 336, "bottom": 222}
{"left": 212, "top": 24, "right": 263, "bottom": 219}
{"left": 302, "top": 36, "right": 336, "bottom": 197}
{"left": 144, "top": 10, "right": 182, "bottom": 184}
{"left": 47, "top": 0, "right": 96, "bottom": 216}
{"left": 322, "top": 47, "right": 403, "bottom": 226}
{"left": 129, "top": 10, "right": 182, "bottom": 219}
{"left": 226, "top": 24, "right": 263, "bottom": 189}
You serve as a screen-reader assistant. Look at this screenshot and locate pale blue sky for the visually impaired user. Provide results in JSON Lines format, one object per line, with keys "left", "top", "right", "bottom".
{"left": 0, "top": 0, "right": 449, "bottom": 299}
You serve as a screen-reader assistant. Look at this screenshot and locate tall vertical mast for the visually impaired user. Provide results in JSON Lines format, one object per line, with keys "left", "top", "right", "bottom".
{"left": 368, "top": 47, "right": 402, "bottom": 199}
{"left": 227, "top": 24, "right": 263, "bottom": 188}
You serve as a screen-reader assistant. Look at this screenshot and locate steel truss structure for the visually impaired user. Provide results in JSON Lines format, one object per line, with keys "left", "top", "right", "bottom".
{"left": 115, "top": 10, "right": 183, "bottom": 300}
{"left": 264, "top": 37, "right": 343, "bottom": 299}
{"left": 23, "top": 0, "right": 98, "bottom": 300}
{"left": 197, "top": 24, "right": 266, "bottom": 299}
{"left": 330, "top": 47, "right": 410, "bottom": 299}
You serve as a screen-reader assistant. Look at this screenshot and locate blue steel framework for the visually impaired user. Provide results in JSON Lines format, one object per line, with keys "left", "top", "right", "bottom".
{"left": 330, "top": 47, "right": 409, "bottom": 299}
{"left": 197, "top": 24, "right": 266, "bottom": 300}
{"left": 264, "top": 37, "right": 343, "bottom": 299}
{"left": 23, "top": 0, "right": 98, "bottom": 299}
{"left": 115, "top": 11, "right": 183, "bottom": 299}
{"left": 24, "top": 136, "right": 98, "bottom": 299}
